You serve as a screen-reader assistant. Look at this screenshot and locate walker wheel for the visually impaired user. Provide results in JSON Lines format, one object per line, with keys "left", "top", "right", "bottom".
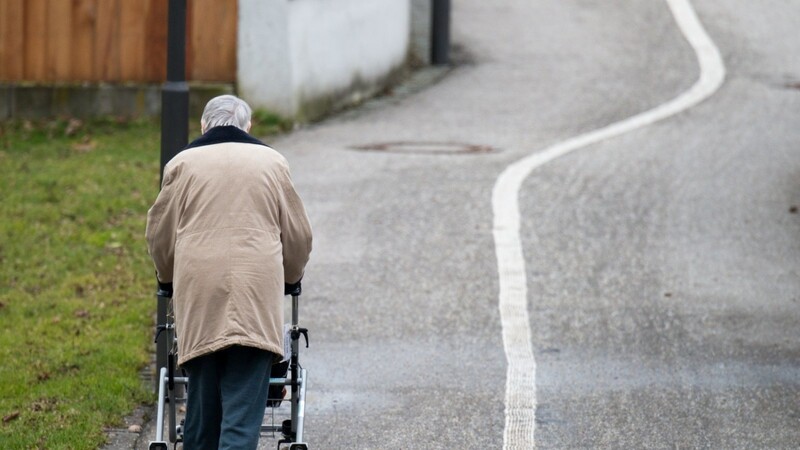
{"left": 289, "top": 444, "right": 308, "bottom": 450}
{"left": 280, "top": 419, "right": 293, "bottom": 438}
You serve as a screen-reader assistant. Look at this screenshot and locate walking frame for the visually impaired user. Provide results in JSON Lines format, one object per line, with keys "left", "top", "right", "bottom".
{"left": 149, "top": 283, "right": 310, "bottom": 450}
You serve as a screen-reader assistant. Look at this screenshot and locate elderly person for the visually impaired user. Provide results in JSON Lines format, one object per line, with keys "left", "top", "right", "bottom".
{"left": 146, "top": 95, "right": 312, "bottom": 449}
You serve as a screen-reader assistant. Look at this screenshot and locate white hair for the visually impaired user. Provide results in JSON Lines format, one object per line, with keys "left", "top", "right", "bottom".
{"left": 201, "top": 95, "right": 252, "bottom": 131}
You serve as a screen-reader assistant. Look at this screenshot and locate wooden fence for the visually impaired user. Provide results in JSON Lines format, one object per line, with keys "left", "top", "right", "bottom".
{"left": 0, "top": 0, "right": 237, "bottom": 83}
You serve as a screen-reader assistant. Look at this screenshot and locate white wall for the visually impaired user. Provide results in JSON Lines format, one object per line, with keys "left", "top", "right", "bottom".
{"left": 238, "top": 0, "right": 293, "bottom": 116}
{"left": 238, "top": 0, "right": 411, "bottom": 120}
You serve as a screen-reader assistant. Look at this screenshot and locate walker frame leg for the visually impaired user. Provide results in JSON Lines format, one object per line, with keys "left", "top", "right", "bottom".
{"left": 271, "top": 293, "right": 309, "bottom": 449}
{"left": 149, "top": 367, "right": 169, "bottom": 449}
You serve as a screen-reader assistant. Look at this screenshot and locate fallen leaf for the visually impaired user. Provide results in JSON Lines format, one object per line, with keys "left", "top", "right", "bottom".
{"left": 65, "top": 119, "right": 83, "bottom": 136}
{"left": 74, "top": 310, "right": 90, "bottom": 319}
{"left": 128, "top": 424, "right": 142, "bottom": 433}
{"left": 71, "top": 137, "right": 96, "bottom": 153}
{"left": 3, "top": 411, "right": 20, "bottom": 423}
{"left": 30, "top": 398, "right": 56, "bottom": 412}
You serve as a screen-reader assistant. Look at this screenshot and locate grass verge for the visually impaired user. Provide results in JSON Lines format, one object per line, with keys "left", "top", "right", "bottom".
{"left": 0, "top": 118, "right": 162, "bottom": 449}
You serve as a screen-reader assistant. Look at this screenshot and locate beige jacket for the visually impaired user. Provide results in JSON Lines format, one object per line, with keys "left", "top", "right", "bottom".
{"left": 146, "top": 126, "right": 312, "bottom": 366}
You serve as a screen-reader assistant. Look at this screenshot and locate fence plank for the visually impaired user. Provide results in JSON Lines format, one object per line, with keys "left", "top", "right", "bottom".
{"left": 145, "top": 0, "right": 167, "bottom": 82}
{"left": 4, "top": 0, "right": 25, "bottom": 80}
{"left": 72, "top": 0, "right": 97, "bottom": 81}
{"left": 94, "top": 0, "right": 121, "bottom": 81}
{"left": 119, "top": 0, "right": 147, "bottom": 80}
{"left": 0, "top": 0, "right": 8, "bottom": 80}
{"left": 185, "top": 0, "right": 194, "bottom": 81}
{"left": 46, "top": 0, "right": 72, "bottom": 80}
{"left": 189, "top": 0, "right": 237, "bottom": 82}
{"left": 219, "top": 0, "right": 238, "bottom": 81}
{"left": 24, "top": 0, "right": 48, "bottom": 81}
{"left": 0, "top": 1, "right": 9, "bottom": 80}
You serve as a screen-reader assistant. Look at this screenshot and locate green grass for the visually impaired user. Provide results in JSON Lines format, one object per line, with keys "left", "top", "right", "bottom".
{"left": 0, "top": 118, "right": 179, "bottom": 449}
{"left": 251, "top": 109, "right": 294, "bottom": 137}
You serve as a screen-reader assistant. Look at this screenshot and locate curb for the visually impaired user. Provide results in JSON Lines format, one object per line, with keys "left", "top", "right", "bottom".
{"left": 100, "top": 404, "right": 152, "bottom": 450}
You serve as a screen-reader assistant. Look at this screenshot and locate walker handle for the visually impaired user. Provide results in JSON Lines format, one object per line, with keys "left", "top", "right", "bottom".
{"left": 157, "top": 281, "right": 173, "bottom": 298}
{"left": 284, "top": 281, "right": 302, "bottom": 297}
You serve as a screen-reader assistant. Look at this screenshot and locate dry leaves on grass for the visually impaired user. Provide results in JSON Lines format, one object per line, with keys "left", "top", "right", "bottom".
{"left": 30, "top": 398, "right": 58, "bottom": 413}
{"left": 71, "top": 136, "right": 96, "bottom": 153}
{"left": 64, "top": 119, "right": 83, "bottom": 136}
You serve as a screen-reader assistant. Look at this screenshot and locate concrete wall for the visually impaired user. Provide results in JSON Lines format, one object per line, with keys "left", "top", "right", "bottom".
{"left": 0, "top": 83, "right": 233, "bottom": 120}
{"left": 238, "top": 0, "right": 412, "bottom": 121}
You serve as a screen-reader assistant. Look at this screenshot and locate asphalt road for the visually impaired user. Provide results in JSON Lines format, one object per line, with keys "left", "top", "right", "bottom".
{"left": 134, "top": 0, "right": 800, "bottom": 448}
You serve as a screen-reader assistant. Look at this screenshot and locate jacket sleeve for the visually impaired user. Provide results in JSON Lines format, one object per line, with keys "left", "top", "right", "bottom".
{"left": 278, "top": 164, "right": 312, "bottom": 284}
{"left": 145, "top": 166, "right": 180, "bottom": 283}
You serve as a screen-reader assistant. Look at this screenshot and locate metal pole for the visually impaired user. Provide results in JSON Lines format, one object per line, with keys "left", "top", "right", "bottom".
{"left": 291, "top": 294, "right": 300, "bottom": 437}
{"left": 431, "top": 0, "right": 451, "bottom": 65}
{"left": 156, "top": 0, "right": 189, "bottom": 392}
{"left": 155, "top": 291, "right": 169, "bottom": 393}
{"left": 160, "top": 0, "right": 189, "bottom": 180}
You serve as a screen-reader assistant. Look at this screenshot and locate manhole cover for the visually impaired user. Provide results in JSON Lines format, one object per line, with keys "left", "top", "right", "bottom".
{"left": 350, "top": 141, "right": 496, "bottom": 155}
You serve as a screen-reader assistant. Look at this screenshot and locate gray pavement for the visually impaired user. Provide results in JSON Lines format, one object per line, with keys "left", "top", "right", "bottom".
{"left": 525, "top": 0, "right": 800, "bottom": 446}
{"left": 116, "top": 0, "right": 800, "bottom": 448}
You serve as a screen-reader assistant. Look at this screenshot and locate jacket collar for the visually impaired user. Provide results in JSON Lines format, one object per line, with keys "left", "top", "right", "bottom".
{"left": 185, "top": 125, "right": 268, "bottom": 150}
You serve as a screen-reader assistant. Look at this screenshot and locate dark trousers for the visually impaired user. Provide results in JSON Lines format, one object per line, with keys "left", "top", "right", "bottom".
{"left": 182, "top": 345, "right": 276, "bottom": 450}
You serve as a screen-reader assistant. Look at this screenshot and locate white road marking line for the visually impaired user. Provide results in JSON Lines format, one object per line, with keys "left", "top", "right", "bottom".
{"left": 492, "top": 0, "right": 725, "bottom": 447}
